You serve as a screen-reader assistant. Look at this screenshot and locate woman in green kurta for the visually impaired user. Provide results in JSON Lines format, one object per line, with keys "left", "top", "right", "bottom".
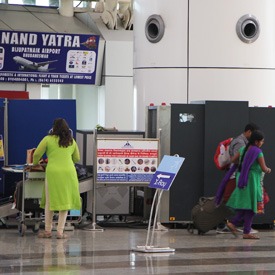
{"left": 227, "top": 148, "right": 263, "bottom": 214}
{"left": 226, "top": 130, "right": 271, "bottom": 240}
{"left": 33, "top": 118, "right": 81, "bottom": 239}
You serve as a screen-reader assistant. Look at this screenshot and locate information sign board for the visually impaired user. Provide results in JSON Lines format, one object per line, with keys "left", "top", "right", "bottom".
{"left": 96, "top": 139, "right": 159, "bottom": 184}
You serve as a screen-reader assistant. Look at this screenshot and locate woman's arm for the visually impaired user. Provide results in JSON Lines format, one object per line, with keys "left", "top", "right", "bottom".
{"left": 72, "top": 140, "right": 80, "bottom": 163}
{"left": 231, "top": 151, "right": 240, "bottom": 164}
{"left": 258, "top": 156, "right": 271, "bottom": 174}
{"left": 33, "top": 137, "right": 47, "bottom": 165}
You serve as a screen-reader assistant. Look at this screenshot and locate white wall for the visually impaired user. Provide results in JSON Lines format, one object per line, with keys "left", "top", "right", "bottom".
{"left": 76, "top": 12, "right": 135, "bottom": 131}
{"left": 133, "top": 0, "right": 275, "bottom": 130}
{"left": 102, "top": 38, "right": 134, "bottom": 130}
{"left": 189, "top": 0, "right": 275, "bottom": 68}
{"left": 189, "top": 69, "right": 275, "bottom": 107}
{"left": 74, "top": 85, "right": 99, "bottom": 130}
{"left": 134, "top": 69, "right": 187, "bottom": 130}
{"left": 133, "top": 0, "right": 188, "bottom": 130}
{"left": 187, "top": 0, "right": 275, "bottom": 108}
{"left": 103, "top": 76, "right": 134, "bottom": 129}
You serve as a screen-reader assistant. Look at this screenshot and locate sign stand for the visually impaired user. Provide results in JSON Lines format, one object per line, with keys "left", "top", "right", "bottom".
{"left": 133, "top": 155, "right": 185, "bottom": 253}
{"left": 83, "top": 129, "right": 104, "bottom": 232}
{"left": 155, "top": 191, "right": 169, "bottom": 232}
{"left": 82, "top": 173, "right": 104, "bottom": 232}
{"left": 134, "top": 188, "right": 175, "bottom": 253}
{"left": 82, "top": 130, "right": 160, "bottom": 232}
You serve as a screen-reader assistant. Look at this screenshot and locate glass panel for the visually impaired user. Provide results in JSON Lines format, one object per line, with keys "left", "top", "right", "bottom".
{"left": 3, "top": 0, "right": 59, "bottom": 6}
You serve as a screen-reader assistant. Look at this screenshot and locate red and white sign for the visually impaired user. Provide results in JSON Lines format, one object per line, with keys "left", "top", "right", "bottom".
{"left": 96, "top": 139, "right": 159, "bottom": 184}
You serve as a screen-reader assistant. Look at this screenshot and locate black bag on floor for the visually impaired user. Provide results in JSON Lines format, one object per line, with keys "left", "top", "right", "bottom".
{"left": 190, "top": 196, "right": 233, "bottom": 234}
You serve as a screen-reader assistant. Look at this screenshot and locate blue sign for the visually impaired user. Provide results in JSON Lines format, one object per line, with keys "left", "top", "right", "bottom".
{"left": 0, "top": 31, "right": 100, "bottom": 84}
{"left": 149, "top": 155, "right": 185, "bottom": 190}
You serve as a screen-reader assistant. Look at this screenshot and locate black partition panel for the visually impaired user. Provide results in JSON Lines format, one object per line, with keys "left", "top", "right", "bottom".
{"left": 204, "top": 101, "right": 249, "bottom": 196}
{"left": 170, "top": 104, "right": 205, "bottom": 221}
{"left": 249, "top": 107, "right": 275, "bottom": 225}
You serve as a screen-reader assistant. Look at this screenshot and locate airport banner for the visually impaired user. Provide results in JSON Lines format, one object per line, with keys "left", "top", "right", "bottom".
{"left": 0, "top": 30, "right": 100, "bottom": 84}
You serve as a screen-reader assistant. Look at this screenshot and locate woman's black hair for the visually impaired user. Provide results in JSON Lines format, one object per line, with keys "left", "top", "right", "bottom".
{"left": 49, "top": 118, "right": 73, "bottom": 147}
{"left": 238, "top": 130, "right": 264, "bottom": 172}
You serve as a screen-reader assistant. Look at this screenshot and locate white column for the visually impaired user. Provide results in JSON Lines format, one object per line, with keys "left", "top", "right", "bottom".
{"left": 59, "top": 84, "right": 73, "bottom": 99}
{"left": 58, "top": 0, "right": 74, "bottom": 17}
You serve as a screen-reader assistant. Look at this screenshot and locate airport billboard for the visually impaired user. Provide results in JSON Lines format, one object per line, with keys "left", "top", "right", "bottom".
{"left": 0, "top": 31, "right": 100, "bottom": 84}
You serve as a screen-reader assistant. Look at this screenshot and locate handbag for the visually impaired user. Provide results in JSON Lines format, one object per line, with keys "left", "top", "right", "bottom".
{"left": 257, "top": 188, "right": 270, "bottom": 214}
{"left": 263, "top": 188, "right": 270, "bottom": 205}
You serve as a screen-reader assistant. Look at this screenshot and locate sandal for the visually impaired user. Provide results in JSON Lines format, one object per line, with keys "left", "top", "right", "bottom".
{"left": 56, "top": 233, "right": 68, "bottom": 239}
{"left": 38, "top": 231, "right": 52, "bottom": 238}
{"left": 243, "top": 234, "right": 260, "bottom": 240}
{"left": 226, "top": 222, "right": 238, "bottom": 237}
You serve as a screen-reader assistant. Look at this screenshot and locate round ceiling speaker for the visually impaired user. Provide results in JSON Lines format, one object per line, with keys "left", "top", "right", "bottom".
{"left": 145, "top": 15, "right": 165, "bottom": 43}
{"left": 236, "top": 14, "right": 260, "bottom": 43}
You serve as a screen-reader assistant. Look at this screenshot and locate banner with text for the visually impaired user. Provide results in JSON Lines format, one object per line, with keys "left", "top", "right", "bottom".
{"left": 96, "top": 139, "right": 159, "bottom": 184}
{"left": 0, "top": 30, "right": 100, "bottom": 84}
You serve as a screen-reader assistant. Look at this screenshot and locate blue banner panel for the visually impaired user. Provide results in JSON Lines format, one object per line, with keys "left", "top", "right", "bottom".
{"left": 0, "top": 100, "right": 4, "bottom": 152}
{"left": 0, "top": 31, "right": 100, "bottom": 84}
{"left": 8, "top": 99, "right": 76, "bottom": 165}
{"left": 0, "top": 104, "right": 4, "bottom": 196}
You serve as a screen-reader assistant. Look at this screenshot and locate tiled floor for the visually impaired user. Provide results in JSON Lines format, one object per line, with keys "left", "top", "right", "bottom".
{"left": 1, "top": 220, "right": 275, "bottom": 274}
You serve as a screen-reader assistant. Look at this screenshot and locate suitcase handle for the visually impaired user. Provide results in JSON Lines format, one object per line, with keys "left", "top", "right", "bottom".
{"left": 198, "top": 196, "right": 215, "bottom": 206}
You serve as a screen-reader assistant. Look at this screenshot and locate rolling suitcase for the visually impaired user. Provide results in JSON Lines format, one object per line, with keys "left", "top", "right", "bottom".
{"left": 190, "top": 196, "right": 234, "bottom": 234}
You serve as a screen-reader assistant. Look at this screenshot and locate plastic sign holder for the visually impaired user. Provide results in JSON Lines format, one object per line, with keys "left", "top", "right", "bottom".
{"left": 133, "top": 155, "right": 185, "bottom": 253}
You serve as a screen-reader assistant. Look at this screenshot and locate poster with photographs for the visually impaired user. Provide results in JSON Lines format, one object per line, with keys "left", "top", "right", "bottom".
{"left": 96, "top": 139, "right": 159, "bottom": 184}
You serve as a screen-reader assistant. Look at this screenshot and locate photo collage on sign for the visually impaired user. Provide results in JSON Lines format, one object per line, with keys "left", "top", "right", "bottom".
{"left": 97, "top": 157, "right": 157, "bottom": 174}
{"left": 66, "top": 50, "right": 96, "bottom": 74}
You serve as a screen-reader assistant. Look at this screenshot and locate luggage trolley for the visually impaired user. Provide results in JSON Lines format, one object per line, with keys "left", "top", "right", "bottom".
{"left": 18, "top": 165, "right": 45, "bottom": 236}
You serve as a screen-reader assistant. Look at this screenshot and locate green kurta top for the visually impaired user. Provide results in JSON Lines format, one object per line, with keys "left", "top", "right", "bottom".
{"left": 226, "top": 147, "right": 263, "bottom": 214}
{"left": 33, "top": 135, "right": 81, "bottom": 211}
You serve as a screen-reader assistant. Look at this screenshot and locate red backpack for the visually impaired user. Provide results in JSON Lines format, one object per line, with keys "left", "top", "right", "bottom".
{"left": 214, "top": 137, "right": 233, "bottom": 170}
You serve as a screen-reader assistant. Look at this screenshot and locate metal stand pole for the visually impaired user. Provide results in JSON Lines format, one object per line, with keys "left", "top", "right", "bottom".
{"left": 154, "top": 128, "right": 168, "bottom": 232}
{"left": 133, "top": 189, "right": 175, "bottom": 253}
{"left": 83, "top": 128, "right": 103, "bottom": 232}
